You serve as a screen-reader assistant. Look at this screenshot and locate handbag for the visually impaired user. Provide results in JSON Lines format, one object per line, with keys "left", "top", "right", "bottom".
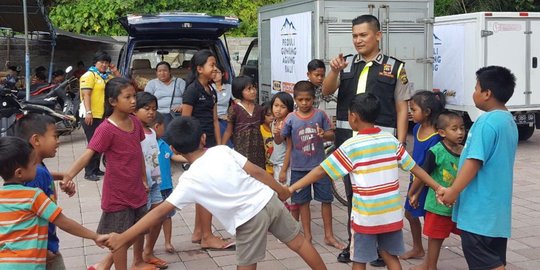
{"left": 169, "top": 78, "right": 180, "bottom": 118}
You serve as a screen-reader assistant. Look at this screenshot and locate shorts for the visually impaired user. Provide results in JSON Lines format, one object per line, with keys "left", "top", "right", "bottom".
{"left": 46, "top": 251, "right": 65, "bottom": 270}
{"left": 273, "top": 164, "right": 293, "bottom": 206}
{"left": 351, "top": 230, "right": 404, "bottom": 263}
{"left": 423, "top": 211, "right": 460, "bottom": 239}
{"left": 290, "top": 170, "right": 333, "bottom": 204}
{"left": 147, "top": 182, "right": 164, "bottom": 209}
{"left": 461, "top": 230, "right": 507, "bottom": 270}
{"left": 97, "top": 205, "right": 147, "bottom": 234}
{"left": 160, "top": 188, "right": 176, "bottom": 218}
{"left": 404, "top": 182, "right": 428, "bottom": 217}
{"left": 236, "top": 194, "right": 300, "bottom": 266}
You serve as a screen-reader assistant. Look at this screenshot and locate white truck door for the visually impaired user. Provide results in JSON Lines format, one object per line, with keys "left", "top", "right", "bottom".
{"left": 485, "top": 19, "right": 528, "bottom": 106}
{"left": 530, "top": 19, "right": 540, "bottom": 105}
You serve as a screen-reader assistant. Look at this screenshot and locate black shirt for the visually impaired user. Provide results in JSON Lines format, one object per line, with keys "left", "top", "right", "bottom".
{"left": 182, "top": 79, "right": 217, "bottom": 143}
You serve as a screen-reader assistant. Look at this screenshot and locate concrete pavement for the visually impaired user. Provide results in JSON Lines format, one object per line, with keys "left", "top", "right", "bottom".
{"left": 46, "top": 129, "right": 540, "bottom": 270}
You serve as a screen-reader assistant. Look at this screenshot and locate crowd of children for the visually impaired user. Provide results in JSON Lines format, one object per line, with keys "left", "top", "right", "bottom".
{"left": 0, "top": 48, "right": 518, "bottom": 270}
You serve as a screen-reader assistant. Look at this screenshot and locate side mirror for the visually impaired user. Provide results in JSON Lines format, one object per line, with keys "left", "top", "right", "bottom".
{"left": 65, "top": 66, "right": 73, "bottom": 73}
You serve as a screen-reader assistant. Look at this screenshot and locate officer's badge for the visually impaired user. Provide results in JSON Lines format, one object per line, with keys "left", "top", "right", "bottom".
{"left": 383, "top": 64, "right": 392, "bottom": 73}
{"left": 399, "top": 68, "right": 409, "bottom": 84}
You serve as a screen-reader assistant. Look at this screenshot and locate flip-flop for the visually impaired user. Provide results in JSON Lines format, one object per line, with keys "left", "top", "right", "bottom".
{"left": 202, "top": 241, "right": 236, "bottom": 251}
{"left": 87, "top": 266, "right": 97, "bottom": 270}
{"left": 144, "top": 257, "right": 168, "bottom": 269}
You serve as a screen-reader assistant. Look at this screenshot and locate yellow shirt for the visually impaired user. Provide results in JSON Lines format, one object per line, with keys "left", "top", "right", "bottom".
{"left": 260, "top": 124, "right": 274, "bottom": 175}
{"left": 80, "top": 71, "right": 111, "bottom": 119}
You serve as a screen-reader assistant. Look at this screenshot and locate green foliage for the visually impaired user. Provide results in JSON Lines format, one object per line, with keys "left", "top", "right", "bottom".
{"left": 435, "top": 0, "right": 536, "bottom": 16}
{"left": 47, "top": 0, "right": 283, "bottom": 37}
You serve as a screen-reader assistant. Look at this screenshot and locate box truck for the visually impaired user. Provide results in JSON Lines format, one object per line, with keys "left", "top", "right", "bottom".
{"left": 245, "top": 0, "right": 435, "bottom": 120}
{"left": 434, "top": 12, "right": 540, "bottom": 140}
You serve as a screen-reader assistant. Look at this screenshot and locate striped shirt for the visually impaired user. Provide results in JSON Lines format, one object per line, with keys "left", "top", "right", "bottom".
{"left": 321, "top": 127, "right": 415, "bottom": 234}
{"left": 0, "top": 185, "right": 62, "bottom": 270}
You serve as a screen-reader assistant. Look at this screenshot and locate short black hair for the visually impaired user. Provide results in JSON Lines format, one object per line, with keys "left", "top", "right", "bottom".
{"left": 156, "top": 61, "right": 171, "bottom": 71}
{"left": 77, "top": 61, "right": 84, "bottom": 67}
{"left": 352, "top": 15, "right": 380, "bottom": 32}
{"left": 154, "top": 112, "right": 165, "bottom": 125}
{"left": 0, "top": 137, "right": 33, "bottom": 180}
{"left": 166, "top": 116, "right": 203, "bottom": 154}
{"left": 136, "top": 92, "right": 158, "bottom": 110}
{"left": 93, "top": 51, "right": 112, "bottom": 64}
{"left": 52, "top": 69, "right": 65, "bottom": 78}
{"left": 232, "top": 75, "right": 255, "bottom": 99}
{"left": 436, "top": 110, "right": 463, "bottom": 130}
{"left": 476, "top": 66, "right": 516, "bottom": 103}
{"left": 349, "top": 93, "right": 380, "bottom": 124}
{"left": 270, "top": 91, "right": 294, "bottom": 113}
{"left": 262, "top": 101, "right": 272, "bottom": 114}
{"left": 14, "top": 113, "right": 56, "bottom": 142}
{"left": 307, "top": 59, "right": 325, "bottom": 72}
{"left": 293, "top": 80, "right": 315, "bottom": 98}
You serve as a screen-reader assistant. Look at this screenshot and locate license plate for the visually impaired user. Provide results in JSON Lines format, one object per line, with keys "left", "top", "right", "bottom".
{"left": 513, "top": 113, "right": 535, "bottom": 125}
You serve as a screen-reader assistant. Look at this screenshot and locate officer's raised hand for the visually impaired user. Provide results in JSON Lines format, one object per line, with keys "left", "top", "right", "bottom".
{"left": 330, "top": 53, "right": 349, "bottom": 73}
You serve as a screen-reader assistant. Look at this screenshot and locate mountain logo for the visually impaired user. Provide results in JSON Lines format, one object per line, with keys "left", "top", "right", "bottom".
{"left": 281, "top": 18, "right": 297, "bottom": 36}
{"left": 434, "top": 33, "right": 442, "bottom": 46}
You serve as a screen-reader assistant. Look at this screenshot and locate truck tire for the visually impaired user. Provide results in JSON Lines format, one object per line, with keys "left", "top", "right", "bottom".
{"left": 518, "top": 125, "right": 535, "bottom": 141}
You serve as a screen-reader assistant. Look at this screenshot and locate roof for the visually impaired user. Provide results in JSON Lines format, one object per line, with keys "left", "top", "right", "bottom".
{"left": 0, "top": 0, "right": 53, "bottom": 33}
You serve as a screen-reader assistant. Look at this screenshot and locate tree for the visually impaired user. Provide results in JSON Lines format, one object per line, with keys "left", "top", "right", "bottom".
{"left": 435, "top": 0, "right": 537, "bottom": 16}
{"left": 46, "top": 0, "right": 283, "bottom": 37}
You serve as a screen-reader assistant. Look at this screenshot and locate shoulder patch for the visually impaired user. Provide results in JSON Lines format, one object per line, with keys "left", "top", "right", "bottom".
{"left": 399, "top": 68, "right": 408, "bottom": 85}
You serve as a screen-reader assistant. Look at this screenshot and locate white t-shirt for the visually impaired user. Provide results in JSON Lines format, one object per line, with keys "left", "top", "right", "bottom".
{"left": 166, "top": 145, "right": 274, "bottom": 235}
{"left": 141, "top": 128, "right": 160, "bottom": 185}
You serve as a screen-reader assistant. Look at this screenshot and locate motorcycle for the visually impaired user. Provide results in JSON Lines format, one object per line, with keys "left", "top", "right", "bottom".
{"left": 0, "top": 85, "right": 77, "bottom": 137}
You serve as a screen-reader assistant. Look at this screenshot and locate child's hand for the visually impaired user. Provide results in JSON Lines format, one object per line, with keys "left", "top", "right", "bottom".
{"left": 104, "top": 233, "right": 124, "bottom": 252}
{"left": 272, "top": 120, "right": 282, "bottom": 136}
{"left": 408, "top": 192, "right": 419, "bottom": 209}
{"left": 142, "top": 181, "right": 150, "bottom": 193}
{"left": 316, "top": 123, "right": 324, "bottom": 138}
{"left": 95, "top": 234, "right": 110, "bottom": 248}
{"left": 277, "top": 185, "right": 291, "bottom": 202}
{"left": 59, "top": 181, "right": 76, "bottom": 197}
{"left": 278, "top": 170, "right": 287, "bottom": 184}
{"left": 436, "top": 186, "right": 456, "bottom": 207}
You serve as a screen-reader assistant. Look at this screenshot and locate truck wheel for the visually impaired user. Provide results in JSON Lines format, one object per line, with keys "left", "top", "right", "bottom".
{"left": 518, "top": 125, "right": 535, "bottom": 141}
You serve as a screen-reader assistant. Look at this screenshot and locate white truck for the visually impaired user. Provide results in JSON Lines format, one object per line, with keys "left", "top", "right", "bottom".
{"left": 434, "top": 12, "right": 540, "bottom": 140}
{"left": 242, "top": 0, "right": 435, "bottom": 120}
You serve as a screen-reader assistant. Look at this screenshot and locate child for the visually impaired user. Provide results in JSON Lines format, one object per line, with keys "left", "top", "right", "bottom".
{"left": 134, "top": 91, "right": 168, "bottom": 269}
{"left": 104, "top": 116, "right": 327, "bottom": 270}
{"left": 62, "top": 77, "right": 155, "bottom": 270}
{"left": 154, "top": 112, "right": 188, "bottom": 254}
{"left": 438, "top": 66, "right": 518, "bottom": 270}
{"left": 410, "top": 111, "right": 464, "bottom": 270}
{"left": 212, "top": 63, "right": 234, "bottom": 148}
{"left": 306, "top": 59, "right": 336, "bottom": 109}
{"left": 281, "top": 80, "right": 343, "bottom": 249}
{"left": 270, "top": 92, "right": 295, "bottom": 210}
{"left": 14, "top": 113, "right": 76, "bottom": 269}
{"left": 402, "top": 90, "right": 445, "bottom": 259}
{"left": 288, "top": 93, "right": 441, "bottom": 270}
{"left": 182, "top": 50, "right": 230, "bottom": 249}
{"left": 222, "top": 75, "right": 266, "bottom": 169}
{"left": 260, "top": 101, "right": 275, "bottom": 175}
{"left": 0, "top": 137, "right": 108, "bottom": 270}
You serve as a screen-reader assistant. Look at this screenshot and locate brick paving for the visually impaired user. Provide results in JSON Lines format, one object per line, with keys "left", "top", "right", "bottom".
{"left": 45, "top": 129, "right": 540, "bottom": 270}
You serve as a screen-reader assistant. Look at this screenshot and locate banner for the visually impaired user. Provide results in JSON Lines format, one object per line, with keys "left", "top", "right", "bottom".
{"left": 270, "top": 12, "right": 311, "bottom": 94}
{"left": 433, "top": 24, "right": 465, "bottom": 105}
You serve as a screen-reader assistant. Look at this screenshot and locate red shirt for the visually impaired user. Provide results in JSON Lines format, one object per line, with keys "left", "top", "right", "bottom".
{"left": 88, "top": 115, "right": 147, "bottom": 212}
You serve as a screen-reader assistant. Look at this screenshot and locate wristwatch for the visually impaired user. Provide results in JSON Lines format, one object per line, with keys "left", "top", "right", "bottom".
{"left": 86, "top": 111, "right": 92, "bottom": 115}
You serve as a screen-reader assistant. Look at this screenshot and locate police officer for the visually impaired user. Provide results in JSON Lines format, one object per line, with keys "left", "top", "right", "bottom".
{"left": 322, "top": 14, "right": 411, "bottom": 265}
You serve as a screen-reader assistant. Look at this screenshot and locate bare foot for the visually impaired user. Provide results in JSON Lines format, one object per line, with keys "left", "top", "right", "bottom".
{"left": 191, "top": 232, "right": 202, "bottom": 244}
{"left": 200, "top": 235, "right": 234, "bottom": 250}
{"left": 324, "top": 237, "right": 346, "bottom": 250}
{"left": 165, "top": 243, "right": 176, "bottom": 253}
{"left": 131, "top": 261, "right": 159, "bottom": 270}
{"left": 409, "top": 263, "right": 428, "bottom": 270}
{"left": 400, "top": 248, "right": 425, "bottom": 260}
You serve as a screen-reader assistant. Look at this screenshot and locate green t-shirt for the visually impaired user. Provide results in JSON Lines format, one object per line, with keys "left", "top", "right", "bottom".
{"left": 423, "top": 142, "right": 460, "bottom": 216}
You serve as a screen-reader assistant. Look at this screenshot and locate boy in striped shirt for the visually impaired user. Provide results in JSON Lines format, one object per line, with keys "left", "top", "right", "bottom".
{"left": 0, "top": 137, "right": 109, "bottom": 270}
{"left": 289, "top": 93, "right": 441, "bottom": 270}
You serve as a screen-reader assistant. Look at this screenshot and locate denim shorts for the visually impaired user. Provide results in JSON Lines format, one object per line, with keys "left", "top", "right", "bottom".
{"left": 351, "top": 230, "right": 404, "bottom": 263}
{"left": 160, "top": 188, "right": 176, "bottom": 218}
{"left": 290, "top": 170, "right": 333, "bottom": 204}
{"left": 147, "top": 182, "right": 163, "bottom": 209}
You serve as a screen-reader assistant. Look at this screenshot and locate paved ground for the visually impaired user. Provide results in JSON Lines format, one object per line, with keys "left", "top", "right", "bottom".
{"left": 45, "top": 129, "right": 540, "bottom": 270}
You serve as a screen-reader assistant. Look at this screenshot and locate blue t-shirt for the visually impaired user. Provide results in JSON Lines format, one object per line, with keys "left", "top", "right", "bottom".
{"left": 158, "top": 138, "right": 174, "bottom": 190}
{"left": 281, "top": 109, "right": 332, "bottom": 171}
{"left": 24, "top": 164, "right": 60, "bottom": 253}
{"left": 452, "top": 110, "right": 518, "bottom": 238}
